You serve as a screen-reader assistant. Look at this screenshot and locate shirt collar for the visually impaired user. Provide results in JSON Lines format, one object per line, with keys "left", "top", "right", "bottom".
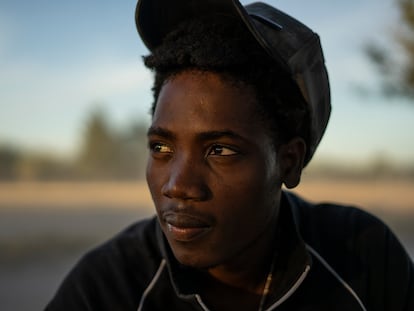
{"left": 156, "top": 191, "right": 312, "bottom": 302}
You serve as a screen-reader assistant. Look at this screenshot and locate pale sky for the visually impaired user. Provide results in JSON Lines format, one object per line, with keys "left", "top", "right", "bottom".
{"left": 1, "top": 0, "right": 413, "bottom": 167}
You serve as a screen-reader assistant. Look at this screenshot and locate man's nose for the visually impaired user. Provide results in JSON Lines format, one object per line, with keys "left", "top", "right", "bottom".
{"left": 161, "top": 156, "right": 211, "bottom": 201}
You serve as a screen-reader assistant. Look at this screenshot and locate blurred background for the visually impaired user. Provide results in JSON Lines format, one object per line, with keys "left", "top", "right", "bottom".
{"left": 0, "top": 0, "right": 413, "bottom": 310}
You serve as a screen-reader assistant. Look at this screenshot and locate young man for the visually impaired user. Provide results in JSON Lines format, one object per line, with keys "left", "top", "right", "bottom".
{"left": 46, "top": 0, "right": 414, "bottom": 310}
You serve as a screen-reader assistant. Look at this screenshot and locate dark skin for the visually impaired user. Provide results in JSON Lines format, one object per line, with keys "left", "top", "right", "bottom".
{"left": 146, "top": 70, "right": 306, "bottom": 310}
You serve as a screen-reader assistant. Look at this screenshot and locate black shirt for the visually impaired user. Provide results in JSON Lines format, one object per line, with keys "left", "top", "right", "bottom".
{"left": 45, "top": 192, "right": 414, "bottom": 310}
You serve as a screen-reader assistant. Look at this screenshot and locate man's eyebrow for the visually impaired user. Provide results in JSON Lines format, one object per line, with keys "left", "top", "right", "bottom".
{"left": 197, "top": 130, "right": 246, "bottom": 142}
{"left": 148, "top": 127, "right": 246, "bottom": 141}
{"left": 147, "top": 126, "right": 175, "bottom": 139}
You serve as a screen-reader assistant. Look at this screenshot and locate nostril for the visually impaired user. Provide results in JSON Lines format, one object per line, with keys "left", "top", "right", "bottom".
{"left": 162, "top": 187, "right": 173, "bottom": 199}
{"left": 161, "top": 183, "right": 181, "bottom": 199}
{"left": 161, "top": 178, "right": 211, "bottom": 201}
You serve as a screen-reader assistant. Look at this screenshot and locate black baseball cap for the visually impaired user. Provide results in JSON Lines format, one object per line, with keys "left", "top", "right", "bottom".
{"left": 135, "top": 0, "right": 331, "bottom": 164}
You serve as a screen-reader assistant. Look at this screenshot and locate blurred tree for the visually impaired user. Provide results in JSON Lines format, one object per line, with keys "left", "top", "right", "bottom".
{"left": 118, "top": 120, "right": 149, "bottom": 179}
{"left": 0, "top": 145, "right": 21, "bottom": 180}
{"left": 77, "top": 108, "right": 121, "bottom": 179}
{"left": 76, "top": 107, "right": 149, "bottom": 180}
{"left": 365, "top": 0, "right": 414, "bottom": 100}
{"left": 0, "top": 107, "right": 149, "bottom": 181}
{"left": 17, "top": 153, "right": 74, "bottom": 181}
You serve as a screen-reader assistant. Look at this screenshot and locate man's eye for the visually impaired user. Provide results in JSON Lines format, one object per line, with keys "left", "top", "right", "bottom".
{"left": 150, "top": 142, "right": 173, "bottom": 153}
{"left": 208, "top": 145, "right": 238, "bottom": 156}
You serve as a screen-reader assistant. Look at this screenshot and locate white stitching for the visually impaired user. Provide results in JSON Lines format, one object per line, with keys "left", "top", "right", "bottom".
{"left": 137, "top": 259, "right": 167, "bottom": 311}
{"left": 195, "top": 294, "right": 211, "bottom": 311}
{"left": 266, "top": 264, "right": 310, "bottom": 310}
{"left": 306, "top": 244, "right": 367, "bottom": 311}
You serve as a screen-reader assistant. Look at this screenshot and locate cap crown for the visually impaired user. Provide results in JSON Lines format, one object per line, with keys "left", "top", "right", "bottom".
{"left": 136, "top": 0, "right": 331, "bottom": 164}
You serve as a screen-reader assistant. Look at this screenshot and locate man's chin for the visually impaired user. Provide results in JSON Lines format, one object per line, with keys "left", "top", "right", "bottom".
{"left": 171, "top": 248, "right": 219, "bottom": 270}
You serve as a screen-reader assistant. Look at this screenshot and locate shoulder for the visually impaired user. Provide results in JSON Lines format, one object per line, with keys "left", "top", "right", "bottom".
{"left": 284, "top": 190, "right": 412, "bottom": 276}
{"left": 74, "top": 216, "right": 162, "bottom": 283}
{"left": 285, "top": 191, "right": 414, "bottom": 310}
{"left": 46, "top": 216, "right": 163, "bottom": 310}
{"left": 91, "top": 216, "right": 160, "bottom": 259}
{"left": 285, "top": 190, "right": 394, "bottom": 250}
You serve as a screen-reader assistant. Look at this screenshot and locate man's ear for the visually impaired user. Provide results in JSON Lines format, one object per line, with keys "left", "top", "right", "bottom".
{"left": 278, "top": 137, "right": 306, "bottom": 189}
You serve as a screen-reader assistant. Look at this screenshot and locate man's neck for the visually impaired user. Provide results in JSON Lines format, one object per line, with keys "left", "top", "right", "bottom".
{"left": 205, "top": 211, "right": 279, "bottom": 295}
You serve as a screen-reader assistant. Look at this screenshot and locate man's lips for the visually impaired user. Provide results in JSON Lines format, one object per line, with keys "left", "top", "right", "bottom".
{"left": 163, "top": 213, "right": 212, "bottom": 242}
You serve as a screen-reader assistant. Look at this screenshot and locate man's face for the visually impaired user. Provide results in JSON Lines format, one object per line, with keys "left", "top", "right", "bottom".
{"left": 146, "top": 70, "right": 284, "bottom": 268}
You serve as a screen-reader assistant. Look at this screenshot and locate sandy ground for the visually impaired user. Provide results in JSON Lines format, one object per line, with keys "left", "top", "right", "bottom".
{"left": 296, "top": 177, "right": 414, "bottom": 214}
{"left": 0, "top": 181, "right": 153, "bottom": 211}
{"left": 0, "top": 178, "right": 413, "bottom": 212}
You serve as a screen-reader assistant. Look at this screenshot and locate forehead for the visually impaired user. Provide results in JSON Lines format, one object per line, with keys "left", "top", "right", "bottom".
{"left": 152, "top": 71, "right": 262, "bottom": 132}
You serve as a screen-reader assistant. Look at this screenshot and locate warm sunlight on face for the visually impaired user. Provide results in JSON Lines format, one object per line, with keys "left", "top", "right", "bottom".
{"left": 146, "top": 70, "right": 284, "bottom": 268}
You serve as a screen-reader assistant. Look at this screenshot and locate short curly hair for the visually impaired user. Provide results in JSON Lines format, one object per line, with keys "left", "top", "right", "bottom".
{"left": 143, "top": 14, "right": 310, "bottom": 148}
